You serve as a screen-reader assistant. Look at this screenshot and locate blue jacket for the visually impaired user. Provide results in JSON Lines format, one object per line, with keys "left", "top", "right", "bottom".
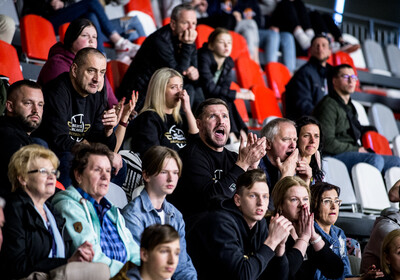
{"left": 121, "top": 188, "right": 197, "bottom": 280}
{"left": 314, "top": 222, "right": 351, "bottom": 279}
{"left": 52, "top": 186, "right": 140, "bottom": 277}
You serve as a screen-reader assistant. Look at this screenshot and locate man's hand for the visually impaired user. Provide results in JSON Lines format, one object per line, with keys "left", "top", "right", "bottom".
{"left": 50, "top": 0, "right": 64, "bottom": 10}
{"left": 111, "top": 152, "right": 123, "bottom": 175}
{"left": 179, "top": 28, "right": 197, "bottom": 44}
{"left": 359, "top": 147, "right": 368, "bottom": 153}
{"left": 183, "top": 66, "right": 199, "bottom": 81}
{"left": 276, "top": 148, "right": 298, "bottom": 178}
{"left": 102, "top": 108, "right": 118, "bottom": 137}
{"left": 265, "top": 214, "right": 293, "bottom": 252}
{"left": 236, "top": 133, "right": 266, "bottom": 171}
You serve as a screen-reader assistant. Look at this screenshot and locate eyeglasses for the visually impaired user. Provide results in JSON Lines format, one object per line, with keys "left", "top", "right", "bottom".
{"left": 339, "top": 74, "right": 358, "bottom": 82}
{"left": 28, "top": 168, "right": 60, "bottom": 179}
{"left": 321, "top": 198, "right": 342, "bottom": 206}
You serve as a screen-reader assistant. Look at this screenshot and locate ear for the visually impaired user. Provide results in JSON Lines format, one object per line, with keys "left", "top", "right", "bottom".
{"left": 170, "top": 19, "right": 176, "bottom": 32}
{"left": 17, "top": 175, "right": 27, "bottom": 188}
{"left": 142, "top": 171, "right": 150, "bottom": 183}
{"left": 196, "top": 119, "right": 202, "bottom": 130}
{"left": 140, "top": 248, "right": 148, "bottom": 262}
{"left": 233, "top": 193, "right": 241, "bottom": 207}
{"left": 5, "top": 100, "right": 13, "bottom": 113}
{"left": 74, "top": 170, "right": 81, "bottom": 185}
{"left": 71, "top": 63, "right": 78, "bottom": 79}
{"left": 265, "top": 139, "right": 272, "bottom": 150}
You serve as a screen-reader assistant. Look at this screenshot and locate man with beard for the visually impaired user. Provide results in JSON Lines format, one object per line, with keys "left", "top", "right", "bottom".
{"left": 35, "top": 47, "right": 121, "bottom": 188}
{"left": 259, "top": 118, "right": 311, "bottom": 210}
{"left": 284, "top": 34, "right": 333, "bottom": 121}
{"left": 0, "top": 80, "right": 45, "bottom": 196}
{"left": 313, "top": 64, "right": 400, "bottom": 173}
{"left": 169, "top": 98, "right": 267, "bottom": 232}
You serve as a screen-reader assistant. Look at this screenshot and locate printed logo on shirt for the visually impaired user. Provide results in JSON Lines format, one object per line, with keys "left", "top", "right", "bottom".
{"left": 164, "top": 125, "right": 186, "bottom": 148}
{"left": 213, "top": 169, "right": 223, "bottom": 183}
{"left": 68, "top": 114, "right": 90, "bottom": 142}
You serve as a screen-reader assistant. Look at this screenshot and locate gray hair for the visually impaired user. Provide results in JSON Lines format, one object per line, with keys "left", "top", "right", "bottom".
{"left": 260, "top": 118, "right": 295, "bottom": 141}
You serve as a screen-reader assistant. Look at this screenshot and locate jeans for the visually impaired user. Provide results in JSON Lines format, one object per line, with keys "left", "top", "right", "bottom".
{"left": 259, "top": 29, "right": 296, "bottom": 73}
{"left": 49, "top": 0, "right": 117, "bottom": 53}
{"left": 333, "top": 151, "right": 400, "bottom": 174}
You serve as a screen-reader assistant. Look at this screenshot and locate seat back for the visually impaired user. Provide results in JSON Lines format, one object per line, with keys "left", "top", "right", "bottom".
{"left": 363, "top": 39, "right": 391, "bottom": 76}
{"left": 106, "top": 60, "right": 130, "bottom": 92}
{"left": 341, "top": 33, "right": 367, "bottom": 69}
{"left": 229, "top": 31, "right": 250, "bottom": 61}
{"left": 105, "top": 182, "right": 128, "bottom": 209}
{"left": 386, "top": 44, "right": 400, "bottom": 78}
{"left": 119, "top": 150, "right": 143, "bottom": 202}
{"left": 351, "top": 162, "right": 391, "bottom": 214}
{"left": 235, "top": 55, "right": 266, "bottom": 89}
{"left": 195, "top": 24, "right": 214, "bottom": 49}
{"left": 351, "top": 100, "right": 370, "bottom": 126}
{"left": 362, "top": 131, "right": 392, "bottom": 156}
{"left": 392, "top": 135, "right": 400, "bottom": 157}
{"left": 20, "top": 14, "right": 57, "bottom": 63}
{"left": 368, "top": 102, "right": 399, "bottom": 142}
{"left": 230, "top": 81, "right": 249, "bottom": 123}
{"left": 250, "top": 84, "right": 282, "bottom": 126}
{"left": 0, "top": 40, "right": 23, "bottom": 84}
{"left": 384, "top": 166, "right": 400, "bottom": 209}
{"left": 323, "top": 157, "right": 358, "bottom": 212}
{"left": 124, "top": 0, "right": 156, "bottom": 26}
{"left": 264, "top": 62, "right": 291, "bottom": 100}
{"left": 58, "top": 22, "right": 70, "bottom": 44}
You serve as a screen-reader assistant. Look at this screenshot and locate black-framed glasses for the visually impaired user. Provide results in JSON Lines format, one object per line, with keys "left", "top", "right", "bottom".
{"left": 28, "top": 168, "right": 60, "bottom": 179}
{"left": 340, "top": 74, "right": 358, "bottom": 82}
{"left": 321, "top": 198, "right": 342, "bottom": 206}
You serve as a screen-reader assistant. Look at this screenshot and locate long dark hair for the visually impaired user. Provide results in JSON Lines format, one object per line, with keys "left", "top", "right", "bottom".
{"left": 296, "top": 116, "right": 324, "bottom": 183}
{"left": 64, "top": 18, "right": 97, "bottom": 51}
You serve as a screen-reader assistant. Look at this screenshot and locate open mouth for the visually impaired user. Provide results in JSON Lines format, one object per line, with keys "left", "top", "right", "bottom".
{"left": 215, "top": 128, "right": 225, "bottom": 138}
{"left": 286, "top": 150, "right": 294, "bottom": 156}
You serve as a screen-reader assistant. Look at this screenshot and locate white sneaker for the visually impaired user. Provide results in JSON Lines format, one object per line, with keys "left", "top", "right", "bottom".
{"left": 115, "top": 38, "right": 140, "bottom": 60}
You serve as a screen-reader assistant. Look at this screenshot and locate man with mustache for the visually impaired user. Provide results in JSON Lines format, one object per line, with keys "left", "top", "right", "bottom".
{"left": 169, "top": 98, "right": 267, "bottom": 232}
{"left": 0, "top": 80, "right": 45, "bottom": 196}
{"left": 35, "top": 47, "right": 121, "bottom": 188}
{"left": 259, "top": 118, "right": 312, "bottom": 210}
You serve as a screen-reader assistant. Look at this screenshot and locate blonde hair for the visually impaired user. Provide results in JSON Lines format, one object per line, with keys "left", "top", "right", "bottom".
{"left": 8, "top": 144, "right": 59, "bottom": 192}
{"left": 381, "top": 229, "right": 400, "bottom": 276}
{"left": 271, "top": 176, "right": 310, "bottom": 215}
{"left": 141, "top": 68, "right": 183, "bottom": 123}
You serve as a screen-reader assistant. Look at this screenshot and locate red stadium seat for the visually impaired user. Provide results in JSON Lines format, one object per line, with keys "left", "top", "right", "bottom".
{"left": 58, "top": 22, "right": 70, "bottom": 44}
{"left": 124, "top": 0, "right": 156, "bottom": 26}
{"left": 195, "top": 24, "right": 214, "bottom": 49}
{"left": 0, "top": 40, "right": 23, "bottom": 84}
{"left": 264, "top": 62, "right": 292, "bottom": 101}
{"left": 230, "top": 81, "right": 249, "bottom": 123}
{"left": 106, "top": 60, "right": 130, "bottom": 93}
{"left": 362, "top": 131, "right": 393, "bottom": 156}
{"left": 229, "top": 30, "right": 250, "bottom": 61}
{"left": 235, "top": 54, "right": 265, "bottom": 89}
{"left": 250, "top": 84, "right": 282, "bottom": 126}
{"left": 20, "top": 14, "right": 57, "bottom": 64}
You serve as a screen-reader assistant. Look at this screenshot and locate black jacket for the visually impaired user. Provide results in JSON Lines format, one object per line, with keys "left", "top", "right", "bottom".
{"left": 0, "top": 190, "right": 69, "bottom": 279}
{"left": 117, "top": 25, "right": 198, "bottom": 111}
{"left": 187, "top": 198, "right": 289, "bottom": 280}
{"left": 0, "top": 116, "right": 34, "bottom": 197}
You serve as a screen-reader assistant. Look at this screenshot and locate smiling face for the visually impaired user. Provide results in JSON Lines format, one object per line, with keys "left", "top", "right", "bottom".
{"left": 298, "top": 124, "right": 320, "bottom": 158}
{"left": 209, "top": 32, "right": 232, "bottom": 58}
{"left": 141, "top": 239, "right": 180, "bottom": 280}
{"left": 317, "top": 189, "right": 340, "bottom": 229}
{"left": 197, "top": 104, "right": 230, "bottom": 152}
{"left": 71, "top": 53, "right": 106, "bottom": 97}
{"left": 266, "top": 122, "right": 297, "bottom": 164}
{"left": 164, "top": 76, "right": 183, "bottom": 114}
{"left": 75, "top": 154, "right": 111, "bottom": 203}
{"left": 22, "top": 158, "right": 57, "bottom": 202}
{"left": 71, "top": 26, "right": 98, "bottom": 54}
{"left": 234, "top": 181, "right": 269, "bottom": 229}
{"left": 144, "top": 157, "right": 180, "bottom": 197}
{"left": 280, "top": 185, "right": 310, "bottom": 222}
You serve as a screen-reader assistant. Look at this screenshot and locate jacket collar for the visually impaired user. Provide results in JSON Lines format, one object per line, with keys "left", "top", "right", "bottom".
{"left": 139, "top": 188, "right": 174, "bottom": 217}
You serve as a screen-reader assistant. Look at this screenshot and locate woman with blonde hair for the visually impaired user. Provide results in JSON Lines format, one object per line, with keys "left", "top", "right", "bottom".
{"left": 271, "top": 176, "right": 344, "bottom": 279}
{"left": 380, "top": 229, "right": 400, "bottom": 279}
{"left": 128, "top": 67, "right": 198, "bottom": 156}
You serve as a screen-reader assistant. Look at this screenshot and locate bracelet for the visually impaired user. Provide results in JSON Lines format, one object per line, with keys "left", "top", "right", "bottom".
{"left": 119, "top": 120, "right": 129, "bottom": 127}
{"left": 310, "top": 236, "right": 322, "bottom": 245}
{"left": 297, "top": 238, "right": 308, "bottom": 244}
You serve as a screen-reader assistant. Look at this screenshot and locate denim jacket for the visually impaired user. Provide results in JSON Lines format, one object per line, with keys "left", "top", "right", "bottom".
{"left": 314, "top": 222, "right": 351, "bottom": 280}
{"left": 121, "top": 188, "right": 197, "bottom": 280}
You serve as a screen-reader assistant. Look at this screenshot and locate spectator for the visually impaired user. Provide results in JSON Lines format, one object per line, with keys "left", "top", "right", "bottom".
{"left": 0, "top": 14, "right": 15, "bottom": 44}
{"left": 0, "top": 80, "right": 46, "bottom": 197}
{"left": 313, "top": 64, "right": 400, "bottom": 174}
{"left": 128, "top": 68, "right": 198, "bottom": 157}
{"left": 22, "top": 0, "right": 139, "bottom": 60}
{"left": 112, "top": 224, "right": 181, "bottom": 280}
{"left": 380, "top": 229, "right": 400, "bottom": 280}
{"left": 37, "top": 18, "right": 118, "bottom": 109}
{"left": 35, "top": 47, "right": 124, "bottom": 188}
{"left": 296, "top": 116, "right": 324, "bottom": 185}
{"left": 187, "top": 169, "right": 292, "bottom": 279}
{"left": 284, "top": 33, "right": 333, "bottom": 121}
{"left": 52, "top": 142, "right": 141, "bottom": 277}
{"left": 122, "top": 146, "right": 197, "bottom": 280}
{"left": 117, "top": 3, "right": 204, "bottom": 111}
{"left": 259, "top": 118, "right": 311, "bottom": 210}
{"left": 198, "top": 27, "right": 254, "bottom": 144}
{"left": 272, "top": 176, "right": 344, "bottom": 279}
{"left": 169, "top": 98, "right": 266, "bottom": 230}
{"left": 310, "top": 182, "right": 352, "bottom": 279}
{"left": 0, "top": 144, "right": 110, "bottom": 280}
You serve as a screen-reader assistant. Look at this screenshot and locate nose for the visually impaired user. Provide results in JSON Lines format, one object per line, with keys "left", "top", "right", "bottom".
{"left": 167, "top": 172, "right": 172, "bottom": 182}
{"left": 93, "top": 71, "right": 98, "bottom": 81}
{"left": 167, "top": 252, "right": 175, "bottom": 264}
{"left": 309, "top": 136, "right": 315, "bottom": 143}
{"left": 256, "top": 197, "right": 263, "bottom": 206}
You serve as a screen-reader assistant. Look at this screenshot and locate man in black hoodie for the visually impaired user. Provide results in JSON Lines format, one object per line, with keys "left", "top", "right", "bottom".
{"left": 187, "top": 169, "right": 293, "bottom": 280}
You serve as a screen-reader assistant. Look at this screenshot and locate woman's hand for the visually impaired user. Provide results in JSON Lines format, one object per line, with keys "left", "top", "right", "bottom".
{"left": 296, "top": 159, "right": 312, "bottom": 184}
{"left": 360, "top": 265, "right": 384, "bottom": 279}
{"left": 295, "top": 204, "right": 312, "bottom": 243}
{"left": 68, "top": 241, "right": 94, "bottom": 263}
{"left": 178, "top": 89, "right": 191, "bottom": 113}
